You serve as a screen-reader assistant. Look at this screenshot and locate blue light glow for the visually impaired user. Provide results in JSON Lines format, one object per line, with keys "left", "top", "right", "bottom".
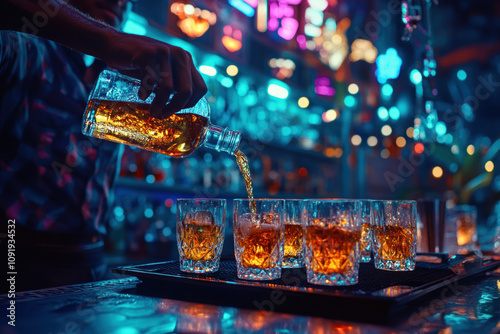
{"left": 435, "top": 122, "right": 447, "bottom": 136}
{"left": 410, "top": 69, "right": 422, "bottom": 85}
{"left": 378, "top": 107, "right": 389, "bottom": 121}
{"left": 229, "top": 0, "right": 255, "bottom": 17}
{"left": 268, "top": 83, "right": 289, "bottom": 99}
{"left": 325, "top": 18, "right": 336, "bottom": 32}
{"left": 305, "top": 7, "right": 324, "bottom": 26}
{"left": 375, "top": 48, "right": 402, "bottom": 84}
{"left": 389, "top": 106, "right": 400, "bottom": 120}
{"left": 381, "top": 84, "right": 393, "bottom": 97}
{"left": 344, "top": 95, "right": 356, "bottom": 108}
{"left": 123, "top": 20, "right": 147, "bottom": 35}
{"left": 444, "top": 133, "right": 453, "bottom": 145}
{"left": 199, "top": 65, "right": 217, "bottom": 76}
{"left": 457, "top": 70, "right": 467, "bottom": 81}
{"left": 114, "top": 206, "right": 124, "bottom": 217}
{"left": 146, "top": 175, "right": 155, "bottom": 183}
{"left": 220, "top": 77, "right": 233, "bottom": 88}
{"left": 144, "top": 208, "right": 154, "bottom": 218}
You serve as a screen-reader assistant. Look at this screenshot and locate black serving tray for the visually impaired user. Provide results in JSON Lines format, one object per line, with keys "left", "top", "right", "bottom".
{"left": 112, "top": 256, "right": 500, "bottom": 325}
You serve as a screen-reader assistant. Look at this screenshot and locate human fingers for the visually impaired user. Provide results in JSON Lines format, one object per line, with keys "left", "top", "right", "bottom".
{"left": 183, "top": 64, "right": 207, "bottom": 108}
{"left": 162, "top": 48, "right": 195, "bottom": 117}
{"left": 151, "top": 51, "right": 176, "bottom": 118}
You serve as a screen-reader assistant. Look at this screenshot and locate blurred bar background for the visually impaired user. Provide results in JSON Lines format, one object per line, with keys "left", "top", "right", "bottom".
{"left": 105, "top": 0, "right": 500, "bottom": 265}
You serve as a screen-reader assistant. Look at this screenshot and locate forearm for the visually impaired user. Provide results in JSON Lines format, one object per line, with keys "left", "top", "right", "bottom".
{"left": 0, "top": 0, "right": 119, "bottom": 59}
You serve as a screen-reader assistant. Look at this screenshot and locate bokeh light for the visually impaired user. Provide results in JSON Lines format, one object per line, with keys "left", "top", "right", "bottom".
{"left": 381, "top": 125, "right": 392, "bottom": 136}
{"left": 226, "top": 65, "right": 239, "bottom": 76}
{"left": 367, "top": 136, "right": 378, "bottom": 147}
{"left": 432, "top": 166, "right": 443, "bottom": 178}
{"left": 351, "top": 134, "right": 362, "bottom": 146}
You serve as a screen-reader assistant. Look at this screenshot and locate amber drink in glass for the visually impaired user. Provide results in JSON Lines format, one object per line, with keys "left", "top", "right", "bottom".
{"left": 177, "top": 199, "right": 226, "bottom": 273}
{"left": 359, "top": 200, "right": 373, "bottom": 263}
{"left": 371, "top": 200, "right": 417, "bottom": 271}
{"left": 282, "top": 200, "right": 304, "bottom": 268}
{"left": 233, "top": 199, "right": 284, "bottom": 280}
{"left": 303, "top": 200, "right": 361, "bottom": 286}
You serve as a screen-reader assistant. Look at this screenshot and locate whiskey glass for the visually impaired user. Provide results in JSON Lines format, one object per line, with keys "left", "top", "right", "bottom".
{"left": 302, "top": 200, "right": 362, "bottom": 286}
{"left": 282, "top": 199, "right": 305, "bottom": 268}
{"left": 359, "top": 200, "right": 373, "bottom": 263}
{"left": 233, "top": 199, "right": 284, "bottom": 280}
{"left": 177, "top": 199, "right": 226, "bottom": 273}
{"left": 371, "top": 200, "right": 417, "bottom": 271}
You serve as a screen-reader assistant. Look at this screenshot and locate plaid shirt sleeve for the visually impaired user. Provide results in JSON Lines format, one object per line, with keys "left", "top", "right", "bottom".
{"left": 0, "top": 32, "right": 121, "bottom": 237}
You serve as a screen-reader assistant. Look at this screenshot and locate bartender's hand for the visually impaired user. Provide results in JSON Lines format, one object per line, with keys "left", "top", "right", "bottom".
{"left": 104, "top": 32, "right": 208, "bottom": 118}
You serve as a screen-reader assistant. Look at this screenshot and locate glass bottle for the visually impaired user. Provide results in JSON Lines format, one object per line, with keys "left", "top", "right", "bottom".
{"left": 82, "top": 70, "right": 241, "bottom": 157}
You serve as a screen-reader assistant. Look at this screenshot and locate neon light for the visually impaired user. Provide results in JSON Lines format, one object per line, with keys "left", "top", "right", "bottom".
{"left": 222, "top": 36, "right": 242, "bottom": 52}
{"left": 220, "top": 77, "right": 234, "bottom": 88}
{"left": 381, "top": 84, "right": 393, "bottom": 97}
{"left": 297, "top": 34, "right": 307, "bottom": 49}
{"left": 350, "top": 39, "right": 377, "bottom": 63}
{"left": 378, "top": 107, "right": 389, "bottom": 121}
{"left": 268, "top": 83, "right": 289, "bottom": 99}
{"left": 257, "top": 0, "right": 268, "bottom": 32}
{"left": 243, "top": 0, "right": 259, "bottom": 7}
{"left": 344, "top": 95, "right": 356, "bottom": 108}
{"left": 410, "top": 69, "right": 422, "bottom": 85}
{"left": 199, "top": 65, "right": 217, "bottom": 76}
{"left": 435, "top": 122, "right": 447, "bottom": 136}
{"left": 315, "top": 86, "right": 335, "bottom": 96}
{"left": 457, "top": 69, "right": 467, "bottom": 81}
{"left": 229, "top": 0, "right": 256, "bottom": 17}
{"left": 304, "top": 23, "right": 322, "bottom": 37}
{"left": 222, "top": 25, "right": 243, "bottom": 52}
{"left": 375, "top": 48, "right": 402, "bottom": 84}
{"left": 123, "top": 20, "right": 147, "bottom": 35}
{"left": 278, "top": 17, "right": 299, "bottom": 40}
{"left": 305, "top": 7, "right": 324, "bottom": 26}
{"left": 307, "top": 0, "right": 328, "bottom": 11}
{"left": 268, "top": 0, "right": 302, "bottom": 41}
{"left": 389, "top": 106, "right": 400, "bottom": 120}
{"left": 314, "top": 77, "right": 335, "bottom": 96}
{"left": 171, "top": 3, "right": 217, "bottom": 38}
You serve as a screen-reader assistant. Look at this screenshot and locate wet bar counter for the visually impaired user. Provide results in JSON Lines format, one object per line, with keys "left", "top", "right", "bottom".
{"left": 1, "top": 264, "right": 499, "bottom": 334}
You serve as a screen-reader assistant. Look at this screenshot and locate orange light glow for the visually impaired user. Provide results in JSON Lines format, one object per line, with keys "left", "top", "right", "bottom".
{"left": 414, "top": 143, "right": 424, "bottom": 154}
{"left": 222, "top": 36, "right": 242, "bottom": 52}
{"left": 171, "top": 2, "right": 216, "bottom": 38}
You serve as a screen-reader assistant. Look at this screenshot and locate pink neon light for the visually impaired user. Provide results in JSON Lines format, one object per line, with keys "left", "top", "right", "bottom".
{"left": 268, "top": 0, "right": 302, "bottom": 40}
{"left": 278, "top": 17, "right": 299, "bottom": 40}
{"left": 243, "top": 0, "right": 259, "bottom": 7}
{"left": 315, "top": 86, "right": 335, "bottom": 96}
{"left": 297, "top": 34, "right": 307, "bottom": 50}
{"left": 315, "top": 77, "right": 330, "bottom": 86}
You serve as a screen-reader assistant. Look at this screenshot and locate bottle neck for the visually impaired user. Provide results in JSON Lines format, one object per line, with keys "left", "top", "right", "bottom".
{"left": 203, "top": 124, "right": 241, "bottom": 155}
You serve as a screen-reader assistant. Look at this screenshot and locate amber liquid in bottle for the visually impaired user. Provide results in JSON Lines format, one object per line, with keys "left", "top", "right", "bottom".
{"left": 87, "top": 99, "right": 209, "bottom": 157}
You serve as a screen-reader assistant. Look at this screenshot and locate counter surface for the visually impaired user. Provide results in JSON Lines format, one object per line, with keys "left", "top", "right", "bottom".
{"left": 1, "top": 267, "right": 499, "bottom": 334}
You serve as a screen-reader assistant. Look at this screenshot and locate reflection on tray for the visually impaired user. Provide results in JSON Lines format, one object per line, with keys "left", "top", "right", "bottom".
{"left": 373, "top": 285, "right": 415, "bottom": 297}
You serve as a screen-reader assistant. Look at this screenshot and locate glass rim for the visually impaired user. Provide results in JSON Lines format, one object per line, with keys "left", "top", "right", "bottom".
{"left": 302, "top": 199, "right": 360, "bottom": 204}
{"left": 370, "top": 200, "right": 417, "bottom": 204}
{"left": 233, "top": 198, "right": 284, "bottom": 202}
{"left": 177, "top": 198, "right": 227, "bottom": 203}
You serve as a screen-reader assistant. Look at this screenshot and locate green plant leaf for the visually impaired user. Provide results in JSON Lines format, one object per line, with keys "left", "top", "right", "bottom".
{"left": 483, "top": 138, "right": 500, "bottom": 163}
{"left": 459, "top": 172, "right": 493, "bottom": 204}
